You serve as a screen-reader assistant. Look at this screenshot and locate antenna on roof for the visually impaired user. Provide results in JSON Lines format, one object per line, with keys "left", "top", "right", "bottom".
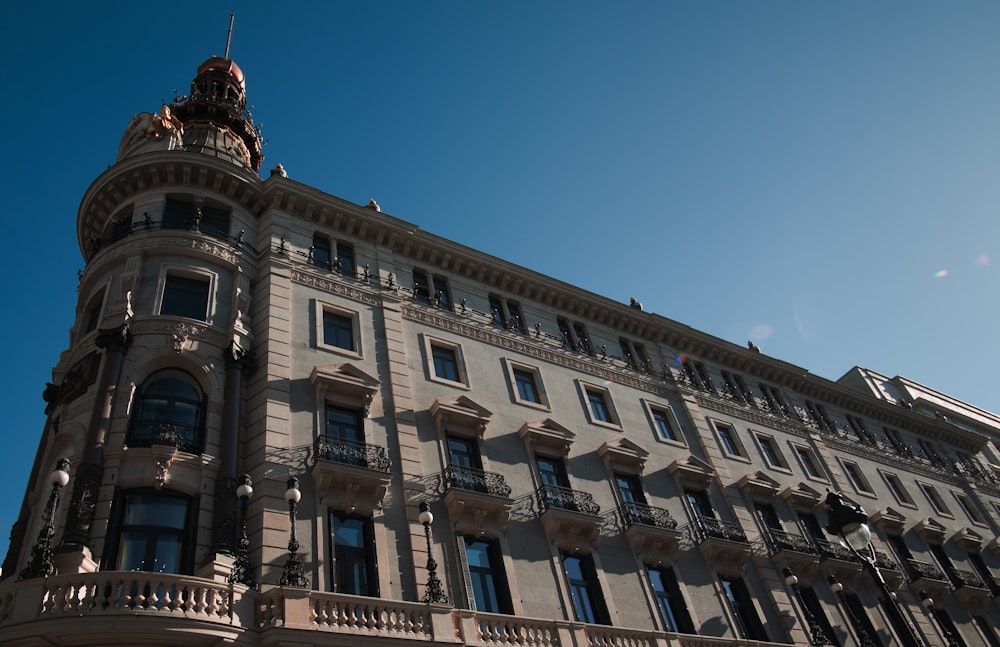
{"left": 224, "top": 10, "right": 235, "bottom": 59}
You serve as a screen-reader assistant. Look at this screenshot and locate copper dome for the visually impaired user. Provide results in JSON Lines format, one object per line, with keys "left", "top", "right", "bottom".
{"left": 196, "top": 56, "right": 245, "bottom": 87}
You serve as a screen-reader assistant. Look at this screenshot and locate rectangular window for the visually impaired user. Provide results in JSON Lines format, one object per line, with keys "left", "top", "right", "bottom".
{"left": 755, "top": 433, "right": 787, "bottom": 469}
{"left": 842, "top": 460, "right": 874, "bottom": 495}
{"left": 311, "top": 233, "right": 332, "bottom": 270}
{"left": 714, "top": 421, "right": 744, "bottom": 457}
{"left": 431, "top": 344, "right": 461, "bottom": 382}
{"left": 587, "top": 389, "right": 611, "bottom": 423}
{"left": 798, "top": 586, "right": 840, "bottom": 646}
{"left": 322, "top": 310, "right": 355, "bottom": 351}
{"left": 648, "top": 566, "right": 695, "bottom": 633}
{"left": 649, "top": 405, "right": 681, "bottom": 443}
{"left": 514, "top": 369, "right": 540, "bottom": 403}
{"left": 113, "top": 492, "right": 194, "bottom": 574}
{"left": 619, "top": 337, "right": 650, "bottom": 371}
{"left": 721, "top": 370, "right": 755, "bottom": 406}
{"left": 163, "top": 198, "right": 230, "bottom": 239}
{"left": 798, "top": 512, "right": 826, "bottom": 543}
{"left": 446, "top": 434, "right": 484, "bottom": 492}
{"left": 562, "top": 553, "right": 610, "bottom": 625}
{"left": 557, "top": 317, "right": 592, "bottom": 354}
{"left": 336, "top": 240, "right": 356, "bottom": 277}
{"left": 685, "top": 489, "right": 715, "bottom": 520}
{"left": 464, "top": 537, "right": 513, "bottom": 614}
{"left": 846, "top": 414, "right": 876, "bottom": 445}
{"left": 81, "top": 292, "right": 104, "bottom": 337}
{"left": 720, "top": 576, "right": 768, "bottom": 641}
{"left": 489, "top": 295, "right": 525, "bottom": 332}
{"left": 881, "top": 471, "right": 915, "bottom": 506}
{"left": 919, "top": 483, "right": 952, "bottom": 516}
{"left": 794, "top": 445, "right": 823, "bottom": 480}
{"left": 805, "top": 400, "right": 836, "bottom": 433}
{"left": 579, "top": 381, "right": 618, "bottom": 427}
{"left": 754, "top": 502, "right": 782, "bottom": 531}
{"left": 760, "top": 384, "right": 791, "bottom": 417}
{"left": 330, "top": 513, "right": 378, "bottom": 596}
{"left": 682, "top": 359, "right": 715, "bottom": 392}
{"left": 161, "top": 274, "right": 210, "bottom": 321}
{"left": 954, "top": 492, "right": 986, "bottom": 524}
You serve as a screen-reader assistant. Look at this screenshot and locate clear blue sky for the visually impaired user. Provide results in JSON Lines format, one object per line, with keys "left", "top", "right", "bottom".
{"left": 3, "top": 2, "right": 1000, "bottom": 560}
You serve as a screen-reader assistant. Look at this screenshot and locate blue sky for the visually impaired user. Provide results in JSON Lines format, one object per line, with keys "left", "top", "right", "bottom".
{"left": 3, "top": 2, "right": 1000, "bottom": 560}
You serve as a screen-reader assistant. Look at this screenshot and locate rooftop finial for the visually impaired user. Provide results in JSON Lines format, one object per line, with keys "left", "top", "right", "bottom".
{"left": 224, "top": 10, "right": 235, "bottom": 59}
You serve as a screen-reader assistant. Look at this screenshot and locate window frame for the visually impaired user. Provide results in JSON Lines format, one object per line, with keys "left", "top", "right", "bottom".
{"left": 879, "top": 470, "right": 916, "bottom": 507}
{"left": 647, "top": 565, "right": 695, "bottom": 634}
{"left": 561, "top": 552, "right": 611, "bottom": 625}
{"left": 918, "top": 482, "right": 953, "bottom": 517}
{"left": 752, "top": 432, "right": 790, "bottom": 472}
{"left": 502, "top": 359, "right": 549, "bottom": 410}
{"left": 840, "top": 459, "right": 876, "bottom": 497}
{"left": 127, "top": 370, "right": 206, "bottom": 453}
{"left": 462, "top": 536, "right": 513, "bottom": 614}
{"left": 105, "top": 489, "right": 197, "bottom": 575}
{"left": 791, "top": 444, "right": 827, "bottom": 482}
{"left": 711, "top": 419, "right": 749, "bottom": 461}
{"left": 423, "top": 336, "right": 469, "bottom": 388}
{"left": 315, "top": 301, "right": 362, "bottom": 357}
{"left": 329, "top": 511, "right": 379, "bottom": 596}
{"left": 576, "top": 380, "right": 621, "bottom": 429}
{"left": 953, "top": 492, "right": 987, "bottom": 525}
{"left": 412, "top": 268, "right": 453, "bottom": 311}
{"left": 719, "top": 575, "right": 769, "bottom": 641}
{"left": 157, "top": 267, "right": 216, "bottom": 322}
{"left": 642, "top": 399, "right": 685, "bottom": 447}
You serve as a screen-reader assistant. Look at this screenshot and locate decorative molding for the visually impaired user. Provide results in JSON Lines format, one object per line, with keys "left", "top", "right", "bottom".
{"left": 518, "top": 419, "right": 576, "bottom": 458}
{"left": 291, "top": 269, "right": 382, "bottom": 307}
{"left": 597, "top": 438, "right": 648, "bottom": 475}
{"left": 430, "top": 396, "right": 492, "bottom": 438}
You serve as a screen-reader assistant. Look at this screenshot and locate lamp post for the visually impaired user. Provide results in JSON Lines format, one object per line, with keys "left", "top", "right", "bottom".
{"left": 19, "top": 459, "right": 71, "bottom": 580}
{"left": 228, "top": 473, "right": 256, "bottom": 589}
{"left": 783, "top": 567, "right": 832, "bottom": 645}
{"left": 418, "top": 501, "right": 449, "bottom": 604}
{"left": 278, "top": 477, "right": 309, "bottom": 588}
{"left": 824, "top": 491, "right": 923, "bottom": 647}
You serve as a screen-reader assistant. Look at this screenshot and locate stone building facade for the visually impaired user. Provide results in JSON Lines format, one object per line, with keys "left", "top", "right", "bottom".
{"left": 1, "top": 52, "right": 1000, "bottom": 647}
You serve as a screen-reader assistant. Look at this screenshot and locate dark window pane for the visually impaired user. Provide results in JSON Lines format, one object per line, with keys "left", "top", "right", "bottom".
{"left": 514, "top": 369, "right": 540, "bottom": 403}
{"left": 432, "top": 345, "right": 460, "bottom": 381}
{"left": 332, "top": 514, "right": 378, "bottom": 596}
{"left": 322, "top": 311, "right": 354, "bottom": 350}
{"left": 312, "top": 234, "right": 332, "bottom": 269}
{"left": 588, "top": 390, "right": 611, "bottom": 422}
{"left": 337, "top": 241, "right": 355, "bottom": 276}
{"left": 326, "top": 405, "right": 363, "bottom": 442}
{"left": 652, "top": 409, "right": 677, "bottom": 441}
{"left": 161, "top": 275, "right": 210, "bottom": 320}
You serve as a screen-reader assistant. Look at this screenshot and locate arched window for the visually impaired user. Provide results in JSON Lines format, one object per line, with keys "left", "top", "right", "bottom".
{"left": 128, "top": 371, "right": 205, "bottom": 452}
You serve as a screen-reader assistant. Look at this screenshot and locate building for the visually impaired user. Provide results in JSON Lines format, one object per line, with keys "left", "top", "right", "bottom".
{"left": 1, "top": 48, "right": 1000, "bottom": 647}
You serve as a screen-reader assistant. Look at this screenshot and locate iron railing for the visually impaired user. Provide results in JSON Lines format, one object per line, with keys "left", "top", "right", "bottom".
{"left": 902, "top": 558, "right": 947, "bottom": 582}
{"left": 618, "top": 502, "right": 678, "bottom": 530}
{"left": 314, "top": 435, "right": 391, "bottom": 472}
{"left": 764, "top": 529, "right": 817, "bottom": 556}
{"left": 536, "top": 485, "right": 600, "bottom": 515}
{"left": 689, "top": 516, "right": 747, "bottom": 545}
{"left": 442, "top": 466, "right": 512, "bottom": 498}
{"left": 128, "top": 422, "right": 203, "bottom": 453}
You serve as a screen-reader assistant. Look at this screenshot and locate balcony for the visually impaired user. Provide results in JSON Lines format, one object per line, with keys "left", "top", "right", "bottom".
{"left": 441, "top": 466, "right": 514, "bottom": 537}
{"left": 128, "top": 421, "right": 203, "bottom": 454}
{"left": 814, "top": 539, "right": 863, "bottom": 583}
{"left": 618, "top": 502, "right": 681, "bottom": 565}
{"left": 310, "top": 435, "right": 392, "bottom": 516}
{"left": 945, "top": 566, "right": 990, "bottom": 610}
{"left": 764, "top": 529, "right": 819, "bottom": 574}
{"left": 872, "top": 550, "right": 903, "bottom": 589}
{"left": 0, "top": 570, "right": 796, "bottom": 647}
{"left": 689, "top": 517, "right": 749, "bottom": 577}
{"left": 536, "top": 485, "right": 602, "bottom": 552}
{"left": 901, "top": 558, "right": 950, "bottom": 601}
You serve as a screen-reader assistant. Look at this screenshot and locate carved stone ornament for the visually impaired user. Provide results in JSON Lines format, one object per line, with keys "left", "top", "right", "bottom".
{"left": 517, "top": 418, "right": 576, "bottom": 457}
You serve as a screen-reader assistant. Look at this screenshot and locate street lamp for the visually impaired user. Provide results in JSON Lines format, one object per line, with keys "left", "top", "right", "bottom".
{"left": 19, "top": 459, "right": 71, "bottom": 580}
{"left": 278, "top": 477, "right": 309, "bottom": 588}
{"left": 228, "top": 473, "right": 256, "bottom": 589}
{"left": 824, "top": 491, "right": 922, "bottom": 647}
{"left": 783, "top": 567, "right": 831, "bottom": 645}
{"left": 418, "top": 501, "right": 449, "bottom": 604}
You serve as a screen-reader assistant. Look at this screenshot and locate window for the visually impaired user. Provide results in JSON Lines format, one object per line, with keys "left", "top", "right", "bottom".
{"left": 841, "top": 460, "right": 874, "bottom": 495}
{"left": 880, "top": 471, "right": 914, "bottom": 506}
{"left": 514, "top": 369, "right": 540, "bottom": 403}
{"left": 682, "top": 359, "right": 715, "bottom": 392}
{"left": 330, "top": 512, "right": 378, "bottom": 596}
{"left": 128, "top": 371, "right": 204, "bottom": 452}
{"left": 798, "top": 512, "right": 826, "bottom": 544}
{"left": 80, "top": 291, "right": 104, "bottom": 338}
{"left": 562, "top": 553, "right": 610, "bottom": 625}
{"left": 160, "top": 273, "right": 211, "bottom": 320}
{"left": 720, "top": 576, "right": 768, "bottom": 641}
{"left": 798, "top": 587, "right": 840, "bottom": 646}
{"left": 648, "top": 566, "right": 694, "bottom": 633}
{"left": 793, "top": 445, "right": 824, "bottom": 480}
{"left": 846, "top": 414, "right": 876, "bottom": 445}
{"left": 489, "top": 295, "right": 525, "bottom": 333}
{"left": 805, "top": 400, "right": 836, "bottom": 433}
{"left": 647, "top": 403, "right": 682, "bottom": 443}
{"left": 713, "top": 421, "right": 744, "bottom": 458}
{"left": 578, "top": 382, "right": 618, "bottom": 427}
{"left": 759, "top": 383, "right": 792, "bottom": 417}
{"left": 464, "top": 537, "right": 512, "bottom": 614}
{"left": 162, "top": 198, "right": 230, "bottom": 239}
{"left": 843, "top": 594, "right": 882, "bottom": 646}
{"left": 111, "top": 491, "right": 194, "bottom": 574}
{"left": 412, "top": 268, "right": 452, "bottom": 310}
{"left": 685, "top": 488, "right": 715, "bottom": 520}
{"left": 721, "top": 371, "right": 756, "bottom": 407}
{"left": 311, "top": 233, "right": 333, "bottom": 270}
{"left": 974, "top": 616, "right": 1000, "bottom": 647}
{"left": 319, "top": 405, "right": 368, "bottom": 466}
{"left": 615, "top": 473, "right": 648, "bottom": 525}
{"left": 754, "top": 502, "right": 782, "bottom": 532}
{"left": 446, "top": 433, "right": 485, "bottom": 492}
{"left": 930, "top": 608, "right": 968, "bottom": 647}
{"left": 884, "top": 427, "right": 914, "bottom": 458}
{"left": 336, "top": 240, "right": 356, "bottom": 277}
{"left": 557, "top": 317, "right": 592, "bottom": 354}
{"left": 430, "top": 343, "right": 462, "bottom": 383}
{"left": 954, "top": 492, "right": 986, "bottom": 524}
{"left": 918, "top": 482, "right": 952, "bottom": 516}
{"left": 755, "top": 433, "right": 787, "bottom": 469}
{"left": 886, "top": 534, "right": 914, "bottom": 563}
{"left": 619, "top": 337, "right": 651, "bottom": 372}
{"left": 321, "top": 310, "right": 355, "bottom": 352}
{"left": 536, "top": 455, "right": 576, "bottom": 510}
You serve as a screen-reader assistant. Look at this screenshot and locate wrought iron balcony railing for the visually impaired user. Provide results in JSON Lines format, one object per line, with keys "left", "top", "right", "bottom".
{"left": 764, "top": 529, "right": 817, "bottom": 556}
{"left": 618, "top": 502, "right": 678, "bottom": 530}
{"left": 442, "top": 466, "right": 512, "bottom": 498}
{"left": 536, "top": 485, "right": 600, "bottom": 516}
{"left": 945, "top": 566, "right": 987, "bottom": 591}
{"left": 89, "top": 215, "right": 262, "bottom": 259}
{"left": 314, "top": 435, "right": 391, "bottom": 472}
{"left": 128, "top": 422, "right": 203, "bottom": 453}
{"left": 902, "top": 558, "right": 947, "bottom": 583}
{"left": 689, "top": 516, "right": 747, "bottom": 545}
{"left": 814, "top": 539, "right": 861, "bottom": 564}
{"left": 873, "top": 550, "right": 900, "bottom": 571}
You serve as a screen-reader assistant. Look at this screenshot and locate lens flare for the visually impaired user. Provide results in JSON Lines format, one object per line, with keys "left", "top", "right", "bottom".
{"left": 934, "top": 269, "right": 948, "bottom": 278}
